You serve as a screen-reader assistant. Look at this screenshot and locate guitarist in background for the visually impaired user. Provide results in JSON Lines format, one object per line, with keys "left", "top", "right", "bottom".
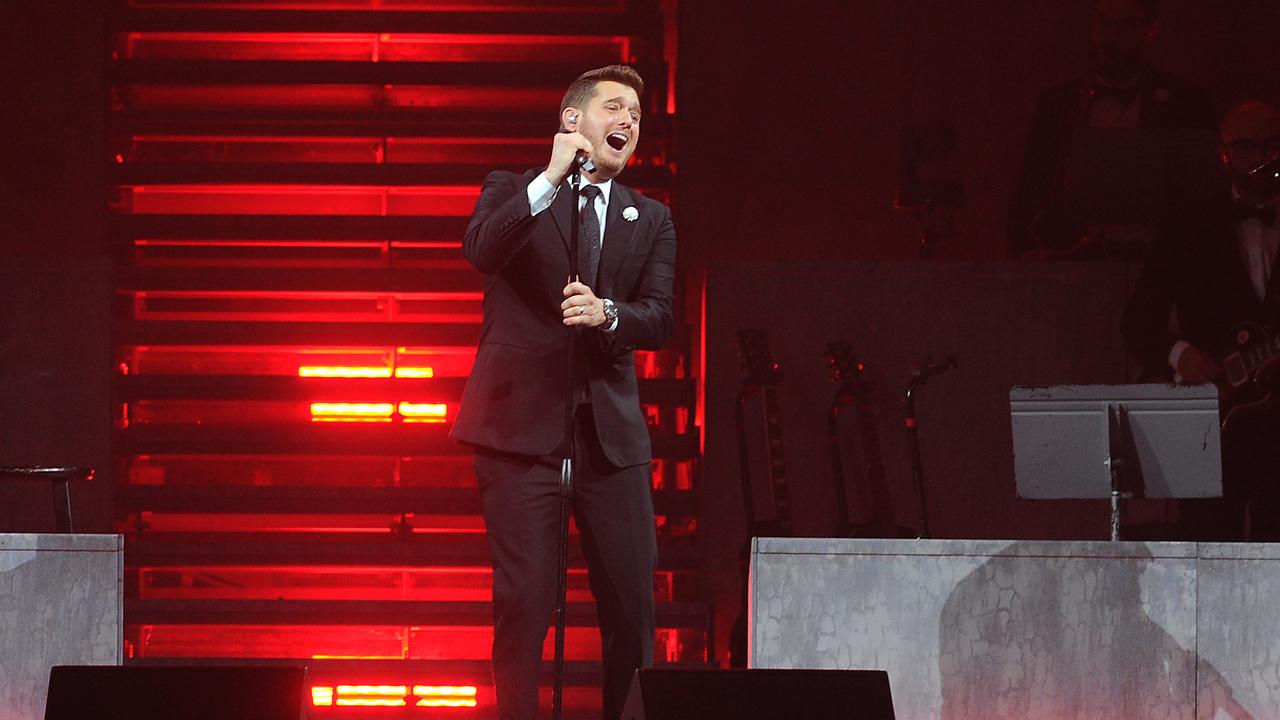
{"left": 1122, "top": 100, "right": 1280, "bottom": 540}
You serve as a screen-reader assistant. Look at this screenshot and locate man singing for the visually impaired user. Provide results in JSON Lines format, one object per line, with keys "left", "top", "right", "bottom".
{"left": 450, "top": 65, "right": 676, "bottom": 720}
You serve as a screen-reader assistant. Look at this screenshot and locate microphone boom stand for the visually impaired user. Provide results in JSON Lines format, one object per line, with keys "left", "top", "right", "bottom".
{"left": 904, "top": 355, "right": 957, "bottom": 539}
{"left": 552, "top": 158, "right": 584, "bottom": 720}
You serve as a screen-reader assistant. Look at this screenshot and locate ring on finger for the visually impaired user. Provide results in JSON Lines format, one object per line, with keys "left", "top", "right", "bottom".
{"left": 578, "top": 306, "right": 587, "bottom": 316}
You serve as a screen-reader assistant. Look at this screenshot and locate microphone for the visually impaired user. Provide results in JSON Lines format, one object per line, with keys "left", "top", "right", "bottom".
{"left": 1248, "top": 154, "right": 1280, "bottom": 188}
{"left": 560, "top": 127, "right": 596, "bottom": 175}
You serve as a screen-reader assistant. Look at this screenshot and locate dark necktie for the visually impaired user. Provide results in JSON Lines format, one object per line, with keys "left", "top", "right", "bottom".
{"left": 579, "top": 185, "right": 603, "bottom": 288}
{"left": 1232, "top": 200, "right": 1278, "bottom": 229}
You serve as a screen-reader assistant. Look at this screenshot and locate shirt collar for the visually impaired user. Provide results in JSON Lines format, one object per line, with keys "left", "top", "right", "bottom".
{"left": 575, "top": 177, "right": 612, "bottom": 207}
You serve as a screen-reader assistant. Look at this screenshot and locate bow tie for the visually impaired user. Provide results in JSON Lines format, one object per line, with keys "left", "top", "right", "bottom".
{"left": 1232, "top": 201, "right": 1278, "bottom": 229}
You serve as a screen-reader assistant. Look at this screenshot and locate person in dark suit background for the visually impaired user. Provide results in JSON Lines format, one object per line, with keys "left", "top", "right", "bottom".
{"left": 1121, "top": 100, "right": 1280, "bottom": 540}
{"left": 1008, "top": 0, "right": 1217, "bottom": 259}
{"left": 450, "top": 65, "right": 676, "bottom": 720}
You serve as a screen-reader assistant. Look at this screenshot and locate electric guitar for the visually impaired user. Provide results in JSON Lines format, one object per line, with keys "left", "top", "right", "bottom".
{"left": 735, "top": 329, "right": 793, "bottom": 538}
{"left": 825, "top": 341, "right": 915, "bottom": 538}
{"left": 1220, "top": 321, "right": 1280, "bottom": 430}
{"left": 729, "top": 329, "right": 791, "bottom": 667}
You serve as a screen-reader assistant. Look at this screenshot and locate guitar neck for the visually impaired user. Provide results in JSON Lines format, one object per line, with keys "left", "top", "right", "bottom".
{"left": 761, "top": 386, "right": 793, "bottom": 535}
{"left": 1243, "top": 335, "right": 1280, "bottom": 375}
{"left": 850, "top": 390, "right": 893, "bottom": 524}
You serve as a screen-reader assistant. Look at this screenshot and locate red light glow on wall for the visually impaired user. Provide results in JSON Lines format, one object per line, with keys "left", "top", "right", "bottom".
{"left": 126, "top": 623, "right": 606, "bottom": 660}
{"left": 134, "top": 565, "right": 596, "bottom": 602}
{"left": 120, "top": 31, "right": 629, "bottom": 65}
{"left": 128, "top": 290, "right": 482, "bottom": 323}
{"left": 120, "top": 346, "right": 475, "bottom": 378}
{"left": 123, "top": 134, "right": 548, "bottom": 166}
{"left": 120, "top": 84, "right": 562, "bottom": 112}
{"left": 111, "top": 6, "right": 689, "bottom": 713}
{"left": 125, "top": 1, "right": 625, "bottom": 13}
{"left": 118, "top": 184, "right": 480, "bottom": 216}
{"left": 129, "top": 239, "right": 468, "bottom": 270}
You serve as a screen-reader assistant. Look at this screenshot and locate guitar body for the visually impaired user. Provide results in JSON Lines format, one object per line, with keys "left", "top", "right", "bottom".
{"left": 825, "top": 342, "right": 916, "bottom": 539}
{"left": 730, "top": 329, "right": 792, "bottom": 667}
{"left": 1219, "top": 322, "right": 1280, "bottom": 433}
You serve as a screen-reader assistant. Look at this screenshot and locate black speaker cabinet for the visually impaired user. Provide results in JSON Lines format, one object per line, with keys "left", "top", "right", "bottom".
{"left": 621, "top": 668, "right": 895, "bottom": 720}
{"left": 45, "top": 665, "right": 307, "bottom": 720}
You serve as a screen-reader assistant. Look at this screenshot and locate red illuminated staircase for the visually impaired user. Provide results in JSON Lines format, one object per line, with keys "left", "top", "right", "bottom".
{"left": 107, "top": 2, "right": 698, "bottom": 718}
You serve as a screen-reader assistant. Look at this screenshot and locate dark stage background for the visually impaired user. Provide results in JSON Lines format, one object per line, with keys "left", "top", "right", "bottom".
{"left": 678, "top": 0, "right": 1280, "bottom": 263}
{"left": 4, "top": 0, "right": 1280, "bottom": 683}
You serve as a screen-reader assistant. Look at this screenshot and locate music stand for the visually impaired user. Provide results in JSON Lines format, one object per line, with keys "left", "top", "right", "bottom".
{"left": 1010, "top": 384, "right": 1222, "bottom": 541}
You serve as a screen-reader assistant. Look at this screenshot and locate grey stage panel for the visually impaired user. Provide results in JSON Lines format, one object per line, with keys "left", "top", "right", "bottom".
{"left": 1010, "top": 384, "right": 1221, "bottom": 499}
{"left": 0, "top": 533, "right": 123, "bottom": 720}
{"left": 750, "top": 537, "right": 1271, "bottom": 720}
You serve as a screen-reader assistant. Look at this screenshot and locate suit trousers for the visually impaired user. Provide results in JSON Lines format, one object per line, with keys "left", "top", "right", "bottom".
{"left": 474, "top": 405, "right": 657, "bottom": 720}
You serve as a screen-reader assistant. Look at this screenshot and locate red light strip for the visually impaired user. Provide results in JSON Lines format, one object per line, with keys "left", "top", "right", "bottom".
{"left": 122, "top": 135, "right": 547, "bottom": 166}
{"left": 309, "top": 401, "right": 449, "bottom": 423}
{"left": 124, "top": 2, "right": 625, "bottom": 14}
{"left": 133, "top": 290, "right": 479, "bottom": 300}
{"left": 310, "top": 402, "right": 394, "bottom": 422}
{"left": 414, "top": 685, "right": 478, "bottom": 708}
{"left": 393, "top": 366, "right": 435, "bottom": 378}
{"left": 298, "top": 364, "right": 435, "bottom": 378}
{"left": 122, "top": 84, "right": 563, "bottom": 112}
{"left": 311, "top": 686, "right": 334, "bottom": 706}
{"left": 399, "top": 402, "right": 447, "bottom": 423}
{"left": 300, "top": 366, "right": 392, "bottom": 378}
{"left": 134, "top": 239, "right": 395, "bottom": 248}
{"left": 130, "top": 134, "right": 382, "bottom": 144}
{"left": 119, "top": 184, "right": 480, "bottom": 217}
{"left": 121, "top": 32, "right": 629, "bottom": 64}
{"left": 309, "top": 684, "right": 478, "bottom": 708}
{"left": 335, "top": 685, "right": 407, "bottom": 707}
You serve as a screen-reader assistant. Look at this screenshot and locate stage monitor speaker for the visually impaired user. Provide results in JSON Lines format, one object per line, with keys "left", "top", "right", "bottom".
{"left": 44, "top": 665, "right": 307, "bottom": 720}
{"left": 621, "top": 668, "right": 895, "bottom": 720}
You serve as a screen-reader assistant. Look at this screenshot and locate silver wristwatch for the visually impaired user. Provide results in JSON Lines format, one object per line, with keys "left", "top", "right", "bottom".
{"left": 601, "top": 298, "right": 619, "bottom": 327}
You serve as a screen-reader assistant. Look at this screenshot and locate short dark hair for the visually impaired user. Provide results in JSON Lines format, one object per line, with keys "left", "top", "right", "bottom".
{"left": 560, "top": 65, "right": 645, "bottom": 116}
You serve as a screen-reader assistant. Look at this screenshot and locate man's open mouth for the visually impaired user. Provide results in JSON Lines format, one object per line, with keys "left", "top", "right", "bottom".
{"left": 606, "top": 132, "right": 629, "bottom": 151}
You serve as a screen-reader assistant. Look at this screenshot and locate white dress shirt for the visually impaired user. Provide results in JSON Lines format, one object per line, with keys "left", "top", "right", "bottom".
{"left": 1167, "top": 194, "right": 1280, "bottom": 375}
{"left": 526, "top": 171, "right": 617, "bottom": 331}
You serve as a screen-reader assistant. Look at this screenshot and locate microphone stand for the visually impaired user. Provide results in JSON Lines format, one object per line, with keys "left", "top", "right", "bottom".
{"left": 904, "top": 355, "right": 957, "bottom": 539}
{"left": 552, "top": 157, "right": 584, "bottom": 720}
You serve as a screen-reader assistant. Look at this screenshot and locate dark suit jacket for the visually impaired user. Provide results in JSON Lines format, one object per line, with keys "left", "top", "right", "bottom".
{"left": 450, "top": 168, "right": 676, "bottom": 467}
{"left": 1008, "top": 68, "right": 1217, "bottom": 258}
{"left": 1121, "top": 193, "right": 1277, "bottom": 377}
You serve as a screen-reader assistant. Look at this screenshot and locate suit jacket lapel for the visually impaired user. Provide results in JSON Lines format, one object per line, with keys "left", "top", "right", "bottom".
{"left": 1201, "top": 193, "right": 1264, "bottom": 314}
{"left": 598, "top": 183, "right": 639, "bottom": 295}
